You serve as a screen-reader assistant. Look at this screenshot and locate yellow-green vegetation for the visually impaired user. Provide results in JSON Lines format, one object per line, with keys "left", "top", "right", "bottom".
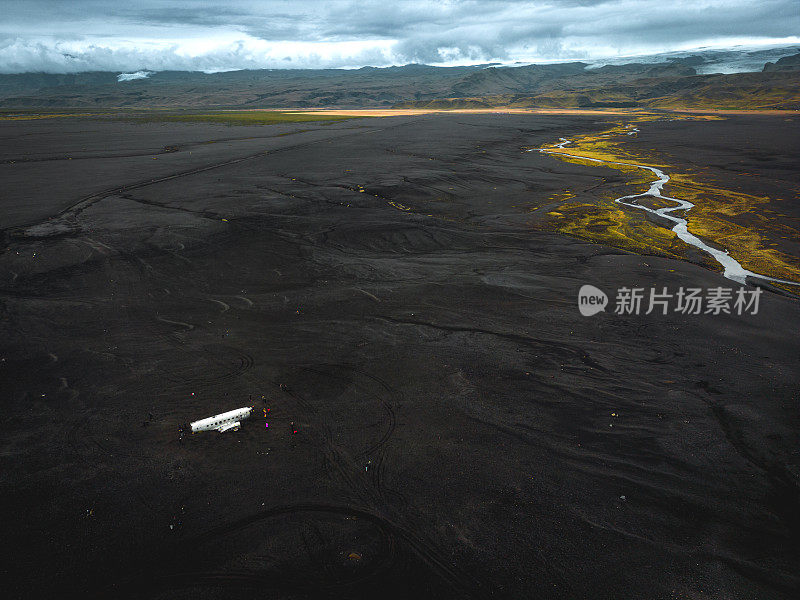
{"left": 540, "top": 119, "right": 675, "bottom": 166}
{"left": 0, "top": 109, "right": 369, "bottom": 124}
{"left": 536, "top": 116, "right": 800, "bottom": 285}
{"left": 0, "top": 113, "right": 65, "bottom": 121}
{"left": 647, "top": 73, "right": 800, "bottom": 111}
{"left": 543, "top": 198, "right": 696, "bottom": 261}
{"left": 513, "top": 90, "right": 638, "bottom": 109}
{"left": 388, "top": 201, "right": 413, "bottom": 211}
{"left": 0, "top": 111, "right": 106, "bottom": 121}
{"left": 394, "top": 98, "right": 492, "bottom": 109}
{"left": 519, "top": 82, "right": 799, "bottom": 110}
{"left": 534, "top": 121, "right": 691, "bottom": 261}
{"left": 395, "top": 71, "right": 799, "bottom": 111}
{"left": 126, "top": 110, "right": 367, "bottom": 125}
{"left": 540, "top": 190, "right": 576, "bottom": 208}
{"left": 665, "top": 175, "right": 800, "bottom": 282}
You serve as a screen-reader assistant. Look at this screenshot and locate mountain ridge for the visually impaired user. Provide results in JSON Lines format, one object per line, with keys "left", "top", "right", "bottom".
{"left": 1, "top": 50, "right": 798, "bottom": 111}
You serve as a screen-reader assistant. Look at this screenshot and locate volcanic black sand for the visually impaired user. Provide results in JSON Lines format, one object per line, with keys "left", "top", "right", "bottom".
{"left": 1, "top": 112, "right": 798, "bottom": 599}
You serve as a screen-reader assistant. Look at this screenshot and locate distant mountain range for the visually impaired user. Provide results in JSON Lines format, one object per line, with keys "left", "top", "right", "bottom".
{"left": 1, "top": 46, "right": 798, "bottom": 111}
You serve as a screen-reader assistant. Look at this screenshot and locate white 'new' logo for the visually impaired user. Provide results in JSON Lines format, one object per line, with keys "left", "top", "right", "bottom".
{"left": 578, "top": 285, "right": 608, "bottom": 316}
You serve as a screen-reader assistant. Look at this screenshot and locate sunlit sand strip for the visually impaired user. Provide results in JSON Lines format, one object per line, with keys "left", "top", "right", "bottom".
{"left": 281, "top": 108, "right": 654, "bottom": 117}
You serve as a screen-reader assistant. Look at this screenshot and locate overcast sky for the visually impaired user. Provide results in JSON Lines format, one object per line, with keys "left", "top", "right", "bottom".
{"left": 0, "top": 0, "right": 798, "bottom": 73}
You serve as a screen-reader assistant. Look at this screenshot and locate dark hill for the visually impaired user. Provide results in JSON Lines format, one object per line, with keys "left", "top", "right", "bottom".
{"left": 763, "top": 51, "right": 800, "bottom": 72}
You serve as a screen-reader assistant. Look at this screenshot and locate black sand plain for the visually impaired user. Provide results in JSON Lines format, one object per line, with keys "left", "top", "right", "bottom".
{"left": 1, "top": 112, "right": 799, "bottom": 599}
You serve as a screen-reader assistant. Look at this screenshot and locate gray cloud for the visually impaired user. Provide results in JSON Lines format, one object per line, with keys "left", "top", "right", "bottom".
{"left": 0, "top": 0, "right": 798, "bottom": 73}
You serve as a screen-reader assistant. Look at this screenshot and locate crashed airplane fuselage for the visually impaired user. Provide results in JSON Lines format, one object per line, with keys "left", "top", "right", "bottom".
{"left": 189, "top": 406, "right": 253, "bottom": 433}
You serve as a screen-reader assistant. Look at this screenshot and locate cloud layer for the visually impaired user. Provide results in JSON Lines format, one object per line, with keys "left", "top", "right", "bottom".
{"left": 1, "top": 0, "right": 798, "bottom": 73}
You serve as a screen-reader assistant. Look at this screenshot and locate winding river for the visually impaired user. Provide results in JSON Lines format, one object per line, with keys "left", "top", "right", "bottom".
{"left": 534, "top": 133, "right": 799, "bottom": 287}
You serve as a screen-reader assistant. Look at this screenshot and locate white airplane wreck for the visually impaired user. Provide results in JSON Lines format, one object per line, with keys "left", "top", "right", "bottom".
{"left": 188, "top": 406, "right": 254, "bottom": 434}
